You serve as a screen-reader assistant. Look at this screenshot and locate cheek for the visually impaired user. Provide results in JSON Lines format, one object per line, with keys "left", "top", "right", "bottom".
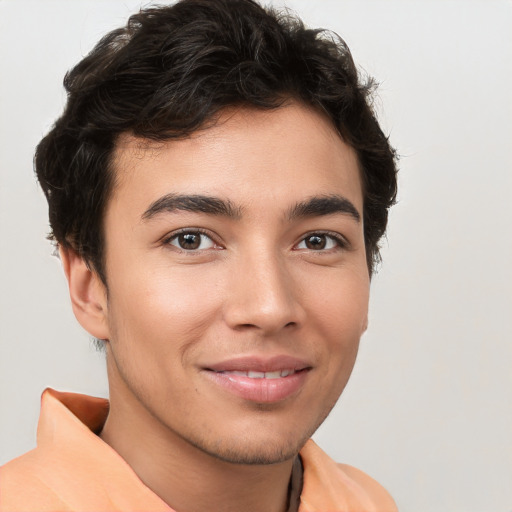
{"left": 303, "top": 268, "right": 369, "bottom": 342}
{"left": 106, "top": 263, "right": 223, "bottom": 355}
{"left": 302, "top": 267, "right": 369, "bottom": 396}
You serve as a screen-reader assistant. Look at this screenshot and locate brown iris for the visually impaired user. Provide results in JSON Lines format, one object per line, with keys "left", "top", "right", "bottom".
{"left": 178, "top": 232, "right": 201, "bottom": 250}
{"left": 304, "top": 234, "right": 327, "bottom": 250}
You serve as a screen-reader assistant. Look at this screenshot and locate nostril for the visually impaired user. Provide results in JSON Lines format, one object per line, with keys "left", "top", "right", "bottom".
{"left": 234, "top": 323, "right": 259, "bottom": 331}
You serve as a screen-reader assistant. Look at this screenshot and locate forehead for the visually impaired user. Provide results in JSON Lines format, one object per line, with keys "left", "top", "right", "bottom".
{"left": 109, "top": 103, "right": 362, "bottom": 215}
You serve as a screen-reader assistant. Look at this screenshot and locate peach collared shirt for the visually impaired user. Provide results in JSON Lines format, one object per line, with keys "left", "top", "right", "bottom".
{"left": 0, "top": 389, "right": 397, "bottom": 511}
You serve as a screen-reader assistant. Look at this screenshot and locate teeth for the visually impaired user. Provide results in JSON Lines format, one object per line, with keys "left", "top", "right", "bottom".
{"left": 248, "top": 371, "right": 265, "bottom": 379}
{"left": 221, "top": 369, "right": 296, "bottom": 379}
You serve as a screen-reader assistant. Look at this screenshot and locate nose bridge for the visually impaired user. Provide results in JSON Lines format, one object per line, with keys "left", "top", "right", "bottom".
{"left": 224, "top": 242, "right": 302, "bottom": 333}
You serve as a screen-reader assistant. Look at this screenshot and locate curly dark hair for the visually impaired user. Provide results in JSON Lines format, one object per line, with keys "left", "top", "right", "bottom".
{"left": 35, "top": 0, "right": 397, "bottom": 283}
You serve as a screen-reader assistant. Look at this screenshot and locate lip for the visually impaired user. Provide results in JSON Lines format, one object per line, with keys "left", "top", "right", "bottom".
{"left": 204, "top": 355, "right": 311, "bottom": 373}
{"left": 202, "top": 355, "right": 312, "bottom": 403}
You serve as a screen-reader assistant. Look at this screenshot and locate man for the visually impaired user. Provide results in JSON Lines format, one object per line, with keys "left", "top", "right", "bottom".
{"left": 0, "top": 0, "right": 398, "bottom": 510}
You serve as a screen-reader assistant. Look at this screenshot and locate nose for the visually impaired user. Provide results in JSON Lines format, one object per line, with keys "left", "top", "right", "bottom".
{"left": 223, "top": 249, "right": 305, "bottom": 335}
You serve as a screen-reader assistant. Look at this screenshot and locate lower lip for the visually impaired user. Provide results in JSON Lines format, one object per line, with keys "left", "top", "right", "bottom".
{"left": 203, "top": 370, "right": 309, "bottom": 403}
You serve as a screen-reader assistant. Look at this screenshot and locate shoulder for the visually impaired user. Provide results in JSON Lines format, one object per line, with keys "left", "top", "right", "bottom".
{"left": 299, "top": 440, "right": 398, "bottom": 512}
{"left": 336, "top": 462, "right": 398, "bottom": 512}
{"left": 0, "top": 450, "right": 70, "bottom": 511}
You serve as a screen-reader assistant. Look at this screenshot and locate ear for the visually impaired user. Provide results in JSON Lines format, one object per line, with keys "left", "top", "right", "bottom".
{"left": 60, "top": 247, "right": 110, "bottom": 340}
{"left": 362, "top": 314, "right": 369, "bottom": 334}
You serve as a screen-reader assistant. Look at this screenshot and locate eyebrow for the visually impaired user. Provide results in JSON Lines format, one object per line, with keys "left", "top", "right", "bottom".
{"left": 288, "top": 195, "right": 361, "bottom": 222}
{"left": 142, "top": 193, "right": 360, "bottom": 223}
{"left": 142, "top": 194, "right": 242, "bottom": 220}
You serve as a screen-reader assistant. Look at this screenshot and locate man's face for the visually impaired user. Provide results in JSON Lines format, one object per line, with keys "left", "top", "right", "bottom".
{"left": 100, "top": 103, "right": 369, "bottom": 464}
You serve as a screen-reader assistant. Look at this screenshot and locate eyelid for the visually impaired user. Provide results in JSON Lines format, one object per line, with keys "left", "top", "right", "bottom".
{"left": 294, "top": 231, "right": 350, "bottom": 251}
{"left": 162, "top": 227, "right": 223, "bottom": 251}
{"left": 161, "top": 228, "right": 349, "bottom": 252}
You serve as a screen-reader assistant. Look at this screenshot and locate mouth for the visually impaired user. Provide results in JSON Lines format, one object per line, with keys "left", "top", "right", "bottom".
{"left": 215, "top": 368, "right": 300, "bottom": 379}
{"left": 202, "top": 356, "right": 312, "bottom": 403}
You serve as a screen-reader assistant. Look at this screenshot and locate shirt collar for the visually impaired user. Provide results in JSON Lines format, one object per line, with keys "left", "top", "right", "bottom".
{"left": 37, "top": 388, "right": 385, "bottom": 512}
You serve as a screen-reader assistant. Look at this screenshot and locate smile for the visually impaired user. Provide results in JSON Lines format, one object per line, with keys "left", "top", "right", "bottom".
{"left": 203, "top": 356, "right": 310, "bottom": 403}
{"left": 217, "top": 369, "right": 297, "bottom": 379}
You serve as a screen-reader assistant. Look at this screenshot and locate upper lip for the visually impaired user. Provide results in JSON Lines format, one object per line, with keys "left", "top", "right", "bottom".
{"left": 204, "top": 355, "right": 312, "bottom": 373}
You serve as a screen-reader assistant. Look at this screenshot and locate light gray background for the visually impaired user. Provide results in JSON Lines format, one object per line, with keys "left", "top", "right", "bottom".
{"left": 1, "top": 1, "right": 511, "bottom": 511}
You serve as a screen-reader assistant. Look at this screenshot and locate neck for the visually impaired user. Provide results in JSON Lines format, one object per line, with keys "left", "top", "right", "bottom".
{"left": 100, "top": 375, "right": 296, "bottom": 512}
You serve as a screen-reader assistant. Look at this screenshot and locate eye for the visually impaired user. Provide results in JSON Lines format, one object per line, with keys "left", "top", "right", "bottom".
{"left": 296, "top": 233, "right": 344, "bottom": 251}
{"left": 167, "top": 230, "right": 216, "bottom": 251}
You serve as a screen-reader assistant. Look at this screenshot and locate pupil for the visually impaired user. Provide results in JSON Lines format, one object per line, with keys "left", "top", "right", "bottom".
{"left": 179, "top": 233, "right": 200, "bottom": 250}
{"left": 306, "top": 235, "right": 326, "bottom": 250}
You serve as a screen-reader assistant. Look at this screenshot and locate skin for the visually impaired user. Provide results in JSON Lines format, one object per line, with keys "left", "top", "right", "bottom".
{"left": 62, "top": 102, "right": 370, "bottom": 512}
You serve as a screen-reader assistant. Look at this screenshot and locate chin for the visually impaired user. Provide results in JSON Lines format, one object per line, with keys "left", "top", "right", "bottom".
{"left": 178, "top": 396, "right": 339, "bottom": 466}
{"left": 187, "top": 420, "right": 319, "bottom": 466}
{"left": 196, "top": 438, "right": 307, "bottom": 465}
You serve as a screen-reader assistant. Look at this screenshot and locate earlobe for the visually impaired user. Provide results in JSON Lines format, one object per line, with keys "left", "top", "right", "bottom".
{"left": 59, "top": 246, "right": 110, "bottom": 340}
{"left": 362, "top": 314, "right": 369, "bottom": 334}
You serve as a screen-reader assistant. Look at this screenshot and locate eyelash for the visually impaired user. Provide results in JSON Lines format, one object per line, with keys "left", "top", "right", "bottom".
{"left": 294, "top": 231, "right": 349, "bottom": 252}
{"left": 163, "top": 228, "right": 221, "bottom": 252}
{"left": 163, "top": 229, "right": 348, "bottom": 253}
